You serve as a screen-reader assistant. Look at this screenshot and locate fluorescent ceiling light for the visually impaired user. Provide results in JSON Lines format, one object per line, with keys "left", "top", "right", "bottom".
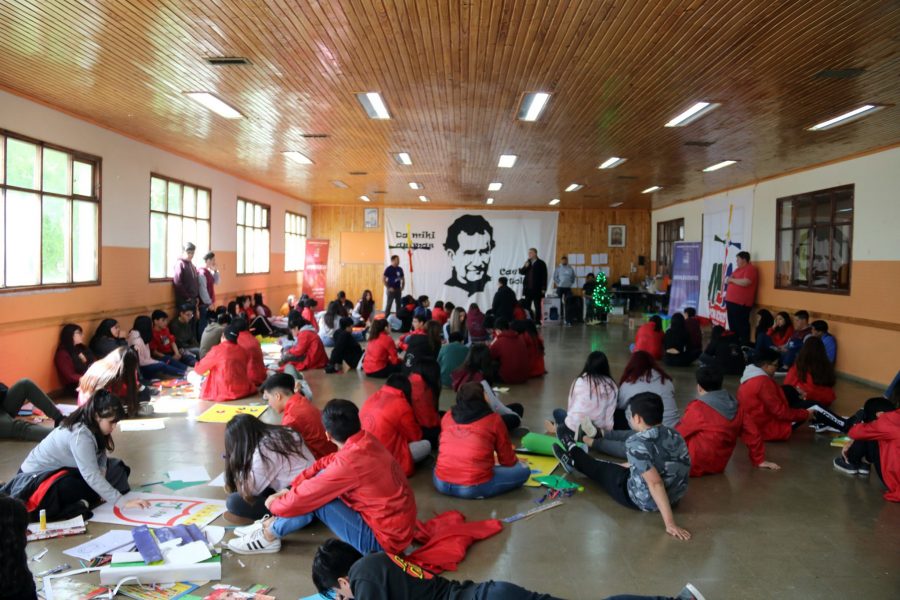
{"left": 486, "top": 198, "right": 494, "bottom": 205}
{"left": 283, "top": 151, "right": 313, "bottom": 164}
{"left": 394, "top": 152, "right": 412, "bottom": 165}
{"left": 610, "top": 202, "right": 624, "bottom": 207}
{"left": 183, "top": 92, "right": 243, "bottom": 119}
{"left": 359, "top": 195, "right": 371, "bottom": 202}
{"left": 702, "top": 160, "right": 738, "bottom": 172}
{"left": 641, "top": 186, "right": 662, "bottom": 194}
{"left": 488, "top": 182, "right": 502, "bottom": 191}
{"left": 418, "top": 195, "right": 428, "bottom": 202}
{"left": 598, "top": 157, "right": 627, "bottom": 169}
{"left": 408, "top": 182, "right": 422, "bottom": 190}
{"left": 518, "top": 92, "right": 551, "bottom": 121}
{"left": 665, "top": 101, "right": 720, "bottom": 127}
{"left": 331, "top": 180, "right": 348, "bottom": 188}
{"left": 565, "top": 183, "right": 583, "bottom": 192}
{"left": 356, "top": 92, "right": 390, "bottom": 119}
{"left": 498, "top": 154, "right": 517, "bottom": 168}
{"left": 548, "top": 198, "right": 560, "bottom": 206}
{"left": 807, "top": 104, "right": 885, "bottom": 131}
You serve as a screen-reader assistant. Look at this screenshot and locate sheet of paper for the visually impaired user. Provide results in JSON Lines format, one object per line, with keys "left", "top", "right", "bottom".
{"left": 63, "top": 529, "right": 134, "bottom": 560}
{"left": 111, "top": 550, "right": 143, "bottom": 563}
{"left": 27, "top": 515, "right": 84, "bottom": 534}
{"left": 165, "top": 540, "right": 212, "bottom": 566}
{"left": 207, "top": 472, "right": 226, "bottom": 487}
{"left": 592, "top": 253, "right": 608, "bottom": 265}
{"left": 568, "top": 253, "right": 582, "bottom": 265}
{"left": 90, "top": 492, "right": 226, "bottom": 528}
{"left": 119, "top": 418, "right": 167, "bottom": 431}
{"left": 196, "top": 404, "right": 267, "bottom": 423}
{"left": 56, "top": 404, "right": 79, "bottom": 416}
{"left": 167, "top": 466, "right": 210, "bottom": 483}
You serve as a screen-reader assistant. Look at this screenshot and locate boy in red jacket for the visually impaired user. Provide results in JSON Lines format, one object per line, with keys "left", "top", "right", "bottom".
{"left": 226, "top": 399, "right": 417, "bottom": 555}
{"left": 488, "top": 318, "right": 530, "bottom": 384}
{"left": 149, "top": 309, "right": 194, "bottom": 368}
{"left": 231, "top": 317, "right": 268, "bottom": 386}
{"left": 261, "top": 373, "right": 337, "bottom": 460}
{"left": 676, "top": 366, "right": 780, "bottom": 476}
{"left": 360, "top": 374, "right": 431, "bottom": 477}
{"left": 281, "top": 314, "right": 328, "bottom": 372}
{"left": 189, "top": 323, "right": 256, "bottom": 402}
{"left": 737, "top": 349, "right": 810, "bottom": 441}
{"left": 833, "top": 398, "right": 900, "bottom": 502}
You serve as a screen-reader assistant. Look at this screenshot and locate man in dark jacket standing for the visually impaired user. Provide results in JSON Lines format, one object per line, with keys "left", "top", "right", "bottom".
{"left": 518, "top": 248, "right": 548, "bottom": 324}
{"left": 173, "top": 242, "right": 200, "bottom": 314}
{"left": 492, "top": 276, "right": 517, "bottom": 322}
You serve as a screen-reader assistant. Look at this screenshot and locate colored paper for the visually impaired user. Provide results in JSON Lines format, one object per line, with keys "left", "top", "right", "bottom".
{"left": 520, "top": 432, "right": 562, "bottom": 456}
{"left": 90, "top": 493, "right": 226, "bottom": 528}
{"left": 196, "top": 404, "right": 267, "bottom": 423}
{"left": 516, "top": 452, "right": 560, "bottom": 487}
{"left": 117, "top": 581, "right": 201, "bottom": 600}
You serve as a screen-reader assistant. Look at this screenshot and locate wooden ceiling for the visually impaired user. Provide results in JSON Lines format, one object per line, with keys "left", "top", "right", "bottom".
{"left": 1, "top": 1, "right": 898, "bottom": 209}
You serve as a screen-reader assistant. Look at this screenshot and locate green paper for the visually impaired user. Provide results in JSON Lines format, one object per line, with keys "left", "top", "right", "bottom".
{"left": 521, "top": 432, "right": 562, "bottom": 456}
{"left": 534, "top": 475, "right": 583, "bottom": 491}
{"left": 161, "top": 479, "right": 207, "bottom": 490}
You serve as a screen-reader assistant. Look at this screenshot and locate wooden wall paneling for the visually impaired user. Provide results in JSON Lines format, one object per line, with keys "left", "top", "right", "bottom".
{"left": 311, "top": 206, "right": 385, "bottom": 304}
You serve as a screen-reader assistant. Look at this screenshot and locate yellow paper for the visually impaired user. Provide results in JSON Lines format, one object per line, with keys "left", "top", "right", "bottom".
{"left": 196, "top": 404, "right": 268, "bottom": 423}
{"left": 516, "top": 452, "right": 560, "bottom": 487}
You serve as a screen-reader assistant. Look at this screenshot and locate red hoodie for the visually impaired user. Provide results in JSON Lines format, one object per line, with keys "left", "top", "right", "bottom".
{"left": 269, "top": 430, "right": 417, "bottom": 553}
{"left": 519, "top": 333, "right": 546, "bottom": 378}
{"left": 409, "top": 373, "right": 441, "bottom": 429}
{"left": 848, "top": 410, "right": 900, "bottom": 502}
{"left": 284, "top": 327, "right": 328, "bottom": 371}
{"left": 360, "top": 386, "right": 423, "bottom": 476}
{"left": 431, "top": 307, "right": 449, "bottom": 325}
{"left": 784, "top": 367, "right": 836, "bottom": 406}
{"left": 434, "top": 411, "right": 516, "bottom": 486}
{"left": 634, "top": 322, "right": 664, "bottom": 360}
{"left": 737, "top": 366, "right": 809, "bottom": 441}
{"left": 237, "top": 330, "right": 267, "bottom": 386}
{"left": 363, "top": 332, "right": 400, "bottom": 374}
{"left": 301, "top": 307, "right": 318, "bottom": 332}
{"left": 676, "top": 393, "right": 766, "bottom": 476}
{"left": 192, "top": 341, "right": 256, "bottom": 401}
{"left": 282, "top": 393, "right": 338, "bottom": 459}
{"left": 489, "top": 330, "right": 530, "bottom": 384}
{"left": 768, "top": 325, "right": 794, "bottom": 348}
{"left": 399, "top": 328, "right": 424, "bottom": 352}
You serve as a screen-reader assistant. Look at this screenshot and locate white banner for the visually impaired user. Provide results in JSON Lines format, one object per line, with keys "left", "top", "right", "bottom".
{"left": 384, "top": 209, "right": 559, "bottom": 308}
{"left": 699, "top": 190, "right": 754, "bottom": 326}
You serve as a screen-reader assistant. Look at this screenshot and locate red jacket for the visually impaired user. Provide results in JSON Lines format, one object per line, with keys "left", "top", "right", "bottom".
{"left": 54, "top": 346, "right": 91, "bottom": 388}
{"left": 360, "top": 386, "right": 423, "bottom": 476}
{"left": 634, "top": 322, "right": 664, "bottom": 360}
{"left": 784, "top": 367, "right": 836, "bottom": 406}
{"left": 519, "top": 333, "right": 546, "bottom": 378}
{"left": 737, "top": 367, "right": 809, "bottom": 441}
{"left": 270, "top": 430, "right": 417, "bottom": 553}
{"left": 282, "top": 393, "right": 338, "bottom": 459}
{"left": 512, "top": 306, "right": 527, "bottom": 321}
{"left": 409, "top": 373, "right": 441, "bottom": 429}
{"left": 768, "top": 325, "right": 794, "bottom": 348}
{"left": 363, "top": 332, "right": 400, "bottom": 374}
{"left": 237, "top": 331, "right": 267, "bottom": 386}
{"left": 676, "top": 396, "right": 766, "bottom": 476}
{"left": 149, "top": 327, "right": 176, "bottom": 356}
{"left": 848, "top": 411, "right": 900, "bottom": 502}
{"left": 301, "top": 307, "right": 318, "bottom": 331}
{"left": 434, "top": 411, "right": 516, "bottom": 485}
{"left": 431, "top": 307, "right": 449, "bottom": 325}
{"left": 192, "top": 341, "right": 256, "bottom": 401}
{"left": 399, "top": 328, "right": 425, "bottom": 352}
{"left": 284, "top": 327, "right": 328, "bottom": 371}
{"left": 489, "top": 330, "right": 530, "bottom": 384}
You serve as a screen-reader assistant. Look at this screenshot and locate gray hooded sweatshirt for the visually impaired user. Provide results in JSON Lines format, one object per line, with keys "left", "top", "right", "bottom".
{"left": 698, "top": 388, "right": 738, "bottom": 421}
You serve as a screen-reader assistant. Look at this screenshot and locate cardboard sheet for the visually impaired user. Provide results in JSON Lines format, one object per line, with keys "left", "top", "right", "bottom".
{"left": 196, "top": 404, "right": 267, "bottom": 423}
{"left": 516, "top": 452, "right": 560, "bottom": 487}
{"left": 90, "top": 493, "right": 226, "bottom": 528}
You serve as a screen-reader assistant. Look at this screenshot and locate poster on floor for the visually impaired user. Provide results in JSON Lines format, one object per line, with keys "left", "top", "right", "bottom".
{"left": 668, "top": 242, "right": 702, "bottom": 316}
{"left": 90, "top": 493, "right": 225, "bottom": 527}
{"left": 383, "top": 209, "right": 558, "bottom": 308}
{"left": 699, "top": 190, "right": 754, "bottom": 326}
{"left": 302, "top": 239, "right": 330, "bottom": 307}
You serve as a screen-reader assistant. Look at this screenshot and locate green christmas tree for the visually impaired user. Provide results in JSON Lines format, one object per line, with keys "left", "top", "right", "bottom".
{"left": 592, "top": 271, "right": 612, "bottom": 320}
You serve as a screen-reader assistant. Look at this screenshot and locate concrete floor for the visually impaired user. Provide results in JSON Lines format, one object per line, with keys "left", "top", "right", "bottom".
{"left": 5, "top": 322, "right": 899, "bottom": 599}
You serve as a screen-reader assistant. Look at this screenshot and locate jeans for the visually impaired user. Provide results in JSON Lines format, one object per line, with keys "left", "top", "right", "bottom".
{"left": 557, "top": 287, "right": 572, "bottom": 323}
{"left": 433, "top": 462, "right": 530, "bottom": 499}
{"left": 197, "top": 305, "right": 209, "bottom": 340}
{"left": 139, "top": 359, "right": 188, "bottom": 379}
{"left": 384, "top": 287, "right": 402, "bottom": 316}
{"left": 366, "top": 364, "right": 402, "bottom": 378}
{"left": 847, "top": 439, "right": 884, "bottom": 484}
{"left": 590, "top": 429, "right": 635, "bottom": 459}
{"left": 725, "top": 301, "right": 752, "bottom": 345}
{"left": 0, "top": 378, "right": 63, "bottom": 441}
{"left": 409, "top": 439, "right": 432, "bottom": 463}
{"left": 319, "top": 333, "right": 335, "bottom": 348}
{"left": 226, "top": 487, "right": 275, "bottom": 521}
{"left": 782, "top": 338, "right": 804, "bottom": 368}
{"left": 271, "top": 498, "right": 382, "bottom": 554}
{"left": 570, "top": 446, "right": 636, "bottom": 509}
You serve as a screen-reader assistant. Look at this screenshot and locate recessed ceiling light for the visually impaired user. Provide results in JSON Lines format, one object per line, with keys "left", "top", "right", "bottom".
{"left": 488, "top": 182, "right": 502, "bottom": 191}
{"left": 394, "top": 152, "right": 412, "bottom": 165}
{"left": 565, "top": 183, "right": 584, "bottom": 192}
{"left": 486, "top": 198, "right": 494, "bottom": 205}
{"left": 610, "top": 202, "right": 624, "bottom": 207}
{"left": 408, "top": 182, "right": 422, "bottom": 190}
{"left": 665, "top": 101, "right": 720, "bottom": 127}
{"left": 807, "top": 104, "right": 885, "bottom": 131}
{"left": 359, "top": 195, "right": 371, "bottom": 202}
{"left": 498, "top": 154, "right": 517, "bottom": 168}
{"left": 598, "top": 157, "right": 627, "bottom": 169}
{"left": 356, "top": 92, "right": 390, "bottom": 119}
{"left": 283, "top": 151, "right": 313, "bottom": 164}
{"left": 331, "top": 180, "right": 348, "bottom": 189}
{"left": 518, "top": 92, "right": 551, "bottom": 121}
{"left": 183, "top": 92, "right": 243, "bottom": 119}
{"left": 702, "top": 160, "right": 738, "bottom": 172}
{"left": 641, "top": 186, "right": 662, "bottom": 194}
{"left": 548, "top": 198, "right": 560, "bottom": 206}
{"left": 418, "top": 195, "right": 428, "bottom": 203}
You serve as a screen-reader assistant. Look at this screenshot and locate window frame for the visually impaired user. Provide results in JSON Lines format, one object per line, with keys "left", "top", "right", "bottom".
{"left": 148, "top": 173, "right": 212, "bottom": 283}
{"left": 775, "top": 184, "right": 853, "bottom": 295}
{"left": 283, "top": 210, "right": 308, "bottom": 272}
{"left": 655, "top": 218, "right": 684, "bottom": 275}
{"left": 0, "top": 128, "right": 102, "bottom": 292}
{"left": 236, "top": 197, "right": 271, "bottom": 275}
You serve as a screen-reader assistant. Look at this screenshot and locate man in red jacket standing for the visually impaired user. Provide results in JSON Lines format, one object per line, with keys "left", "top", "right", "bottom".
{"left": 677, "top": 366, "right": 780, "bottom": 476}
{"left": 489, "top": 318, "right": 530, "bottom": 384}
{"left": 226, "top": 399, "right": 417, "bottom": 556}
{"left": 737, "top": 349, "right": 809, "bottom": 441}
{"left": 724, "top": 251, "right": 758, "bottom": 345}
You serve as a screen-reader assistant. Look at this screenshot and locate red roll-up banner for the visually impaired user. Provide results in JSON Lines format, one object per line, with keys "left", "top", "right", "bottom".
{"left": 302, "top": 239, "right": 330, "bottom": 307}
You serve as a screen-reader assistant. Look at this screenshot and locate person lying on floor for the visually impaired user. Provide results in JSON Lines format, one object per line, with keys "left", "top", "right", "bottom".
{"left": 0, "top": 378, "right": 65, "bottom": 442}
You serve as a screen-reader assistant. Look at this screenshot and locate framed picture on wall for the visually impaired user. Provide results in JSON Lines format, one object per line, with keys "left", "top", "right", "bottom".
{"left": 608, "top": 225, "right": 626, "bottom": 247}
{"left": 364, "top": 207, "right": 379, "bottom": 229}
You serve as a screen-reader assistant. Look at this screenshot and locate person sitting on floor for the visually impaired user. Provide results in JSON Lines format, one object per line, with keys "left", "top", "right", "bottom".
{"left": 189, "top": 323, "right": 256, "bottom": 402}
{"left": 433, "top": 381, "right": 530, "bottom": 499}
{"left": 0, "top": 494, "right": 39, "bottom": 600}
{"left": 403, "top": 319, "right": 443, "bottom": 373}
{"left": 781, "top": 310, "right": 812, "bottom": 368}
{"left": 199, "top": 310, "right": 230, "bottom": 359}
{"left": 633, "top": 316, "right": 664, "bottom": 360}
{"left": 553, "top": 392, "right": 692, "bottom": 541}
{"left": 451, "top": 343, "right": 524, "bottom": 431}
{"left": 663, "top": 313, "right": 699, "bottom": 367}
{"left": 698, "top": 325, "right": 745, "bottom": 376}
{"left": 77, "top": 347, "right": 148, "bottom": 417}
{"left": 326, "top": 317, "right": 364, "bottom": 373}
{"left": 413, "top": 295, "right": 432, "bottom": 322}
{"left": 810, "top": 320, "right": 837, "bottom": 364}
{"left": 683, "top": 307, "right": 703, "bottom": 356}
{"left": 149, "top": 309, "right": 195, "bottom": 368}
{"left": 363, "top": 319, "right": 402, "bottom": 378}
{"left": 360, "top": 374, "right": 431, "bottom": 477}
{"left": 832, "top": 399, "right": 900, "bottom": 502}
{"left": 281, "top": 313, "right": 328, "bottom": 374}
{"left": 0, "top": 379, "right": 64, "bottom": 442}
{"left": 261, "top": 373, "right": 337, "bottom": 459}
{"left": 782, "top": 336, "right": 836, "bottom": 408}
{"left": 676, "top": 366, "right": 780, "bottom": 476}
{"left": 398, "top": 314, "right": 427, "bottom": 352}
{"left": 54, "top": 323, "right": 95, "bottom": 396}
{"left": 737, "top": 348, "right": 810, "bottom": 441}
{"left": 300, "top": 298, "right": 319, "bottom": 332}
{"left": 168, "top": 304, "right": 201, "bottom": 361}
{"left": 438, "top": 331, "right": 469, "bottom": 387}
{"left": 617, "top": 350, "right": 679, "bottom": 429}
{"left": 89, "top": 319, "right": 128, "bottom": 360}
{"left": 431, "top": 300, "right": 448, "bottom": 326}
{"left": 353, "top": 290, "right": 376, "bottom": 324}
{"left": 222, "top": 413, "right": 315, "bottom": 524}
{"left": 466, "top": 303, "right": 489, "bottom": 342}
{"left": 549, "top": 351, "right": 618, "bottom": 446}
{"left": 318, "top": 301, "right": 345, "bottom": 347}
{"left": 750, "top": 309, "right": 775, "bottom": 361}
{"left": 408, "top": 358, "right": 443, "bottom": 447}
{"left": 443, "top": 306, "right": 469, "bottom": 344}
{"left": 231, "top": 317, "right": 267, "bottom": 387}
{"left": 489, "top": 318, "right": 530, "bottom": 384}
{"left": 512, "top": 319, "right": 546, "bottom": 378}
{"left": 128, "top": 316, "right": 188, "bottom": 379}
{"left": 226, "top": 399, "right": 417, "bottom": 556}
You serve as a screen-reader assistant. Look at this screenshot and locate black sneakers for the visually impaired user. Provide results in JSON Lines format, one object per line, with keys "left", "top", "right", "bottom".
{"left": 555, "top": 423, "right": 577, "bottom": 452}
{"left": 552, "top": 444, "right": 576, "bottom": 474}
{"left": 833, "top": 456, "right": 860, "bottom": 475}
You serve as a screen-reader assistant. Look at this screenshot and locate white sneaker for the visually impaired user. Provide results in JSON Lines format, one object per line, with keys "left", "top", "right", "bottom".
{"left": 233, "top": 516, "right": 269, "bottom": 537}
{"left": 579, "top": 416, "right": 598, "bottom": 439}
{"left": 227, "top": 528, "right": 281, "bottom": 555}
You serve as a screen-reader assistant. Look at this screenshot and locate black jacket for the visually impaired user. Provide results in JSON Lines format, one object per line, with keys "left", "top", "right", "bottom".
{"left": 519, "top": 258, "right": 548, "bottom": 294}
{"left": 491, "top": 285, "right": 518, "bottom": 322}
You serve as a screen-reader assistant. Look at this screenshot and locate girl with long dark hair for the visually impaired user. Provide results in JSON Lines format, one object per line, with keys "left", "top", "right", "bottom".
{"left": 90, "top": 318, "right": 128, "bottom": 358}
{"left": 360, "top": 374, "right": 431, "bottom": 476}
{"left": 54, "top": 323, "right": 95, "bottom": 395}
{"left": 663, "top": 313, "right": 699, "bottom": 367}
{"left": 511, "top": 319, "right": 545, "bottom": 378}
{"left": 451, "top": 343, "right": 523, "bottom": 430}
{"left": 127, "top": 316, "right": 186, "bottom": 379}
{"left": 77, "top": 347, "right": 149, "bottom": 417}
{"left": 783, "top": 336, "right": 837, "bottom": 408}
{"left": 354, "top": 289, "right": 376, "bottom": 323}
{"left": 408, "top": 357, "right": 443, "bottom": 446}
{"left": 362, "top": 319, "right": 401, "bottom": 378}
{"left": 751, "top": 309, "right": 776, "bottom": 361}
{"left": 769, "top": 311, "right": 794, "bottom": 349}
{"left": 403, "top": 320, "right": 443, "bottom": 372}
{"left": 633, "top": 315, "right": 664, "bottom": 360}
{"left": 614, "top": 350, "right": 678, "bottom": 431}
{"left": 549, "top": 351, "right": 618, "bottom": 443}
{"left": 0, "top": 494, "right": 36, "bottom": 600}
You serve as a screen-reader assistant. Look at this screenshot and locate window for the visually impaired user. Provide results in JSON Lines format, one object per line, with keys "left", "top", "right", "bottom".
{"left": 284, "top": 211, "right": 308, "bottom": 271}
{"left": 656, "top": 218, "right": 684, "bottom": 275}
{"left": 0, "top": 131, "right": 100, "bottom": 289}
{"left": 237, "top": 198, "right": 270, "bottom": 274}
{"left": 776, "top": 185, "right": 853, "bottom": 293}
{"left": 149, "top": 174, "right": 211, "bottom": 280}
